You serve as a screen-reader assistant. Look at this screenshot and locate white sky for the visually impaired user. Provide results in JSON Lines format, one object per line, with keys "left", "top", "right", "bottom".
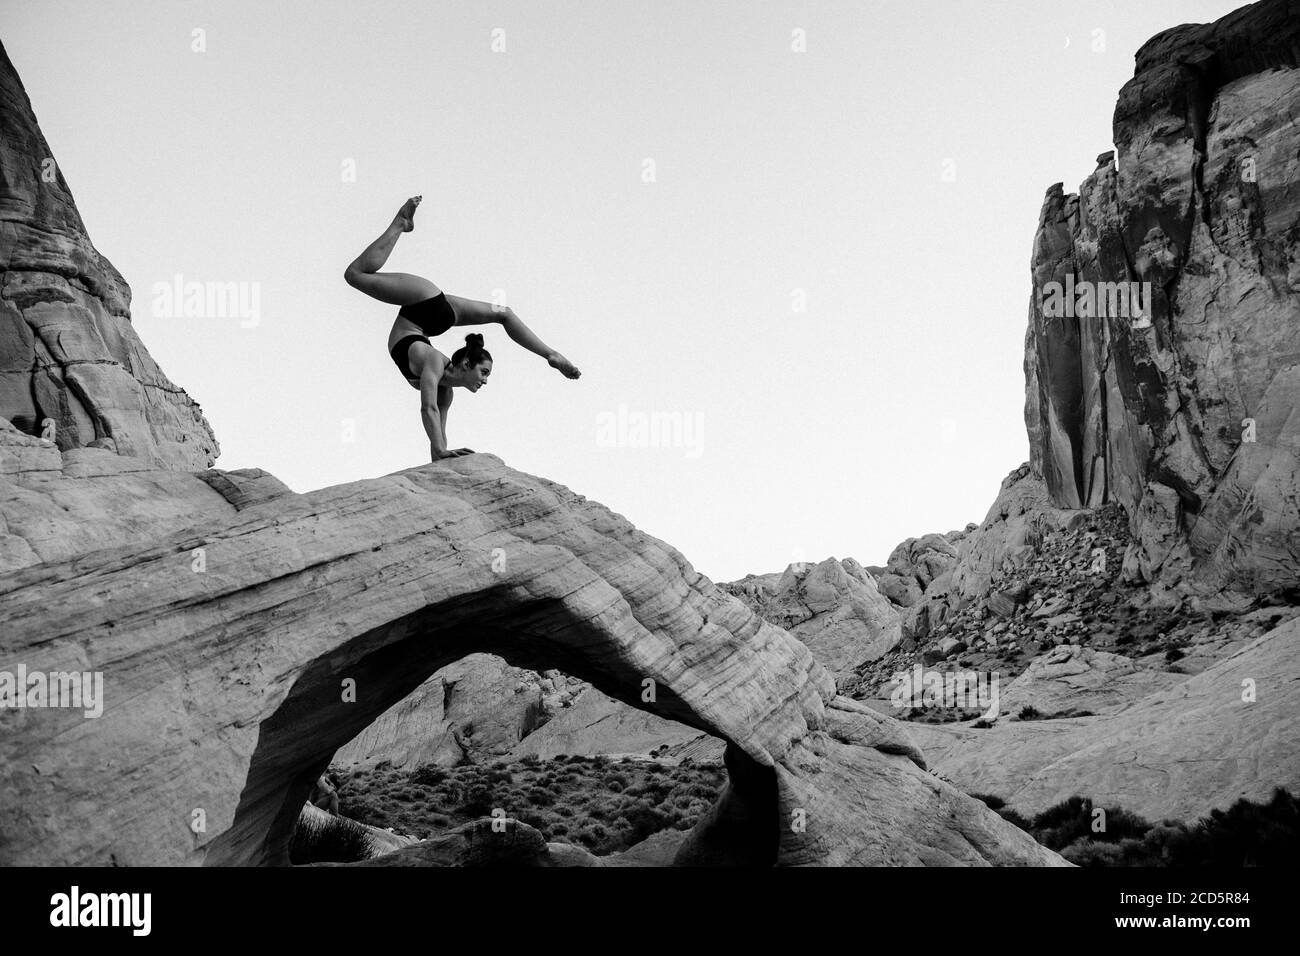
{"left": 6, "top": 0, "right": 1245, "bottom": 582}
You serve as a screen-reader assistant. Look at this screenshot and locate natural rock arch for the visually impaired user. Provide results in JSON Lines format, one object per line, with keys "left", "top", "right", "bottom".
{"left": 1, "top": 453, "right": 1063, "bottom": 866}
{"left": 212, "top": 622, "right": 782, "bottom": 867}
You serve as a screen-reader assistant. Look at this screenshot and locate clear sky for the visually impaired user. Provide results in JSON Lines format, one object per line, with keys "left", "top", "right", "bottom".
{"left": 6, "top": 0, "right": 1246, "bottom": 582}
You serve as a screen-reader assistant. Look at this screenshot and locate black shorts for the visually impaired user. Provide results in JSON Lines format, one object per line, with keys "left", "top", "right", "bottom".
{"left": 390, "top": 333, "right": 431, "bottom": 383}
{"left": 398, "top": 292, "right": 457, "bottom": 337}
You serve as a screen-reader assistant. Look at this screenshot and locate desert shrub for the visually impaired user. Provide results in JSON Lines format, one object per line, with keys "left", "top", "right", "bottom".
{"left": 336, "top": 750, "right": 732, "bottom": 857}
{"left": 411, "top": 764, "right": 447, "bottom": 788}
{"left": 1030, "top": 796, "right": 1152, "bottom": 850}
{"left": 288, "top": 812, "right": 373, "bottom": 865}
{"left": 1011, "top": 789, "right": 1300, "bottom": 865}
{"left": 1166, "top": 788, "right": 1300, "bottom": 866}
{"left": 457, "top": 785, "right": 494, "bottom": 817}
{"left": 518, "top": 809, "right": 550, "bottom": 830}
{"left": 1064, "top": 836, "right": 1145, "bottom": 866}
{"left": 1018, "top": 705, "right": 1041, "bottom": 720}
{"left": 529, "top": 787, "right": 558, "bottom": 807}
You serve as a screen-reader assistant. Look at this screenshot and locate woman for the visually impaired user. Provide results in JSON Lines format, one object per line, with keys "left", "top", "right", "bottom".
{"left": 344, "top": 196, "right": 581, "bottom": 462}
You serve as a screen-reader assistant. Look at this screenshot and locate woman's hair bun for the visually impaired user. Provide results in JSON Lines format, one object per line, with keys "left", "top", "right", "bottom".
{"left": 451, "top": 331, "right": 492, "bottom": 368}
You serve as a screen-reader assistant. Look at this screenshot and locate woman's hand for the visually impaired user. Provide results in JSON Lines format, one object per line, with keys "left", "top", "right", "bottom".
{"left": 432, "top": 447, "right": 475, "bottom": 461}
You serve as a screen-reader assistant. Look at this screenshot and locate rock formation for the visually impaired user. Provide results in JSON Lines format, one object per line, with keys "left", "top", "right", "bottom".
{"left": 321, "top": 0, "right": 1300, "bottom": 835}
{"left": 338, "top": 554, "right": 914, "bottom": 773}
{"left": 787, "top": 1, "right": 1300, "bottom": 830}
{"left": 1023, "top": 0, "right": 1300, "bottom": 604}
{"left": 903, "top": 615, "right": 1300, "bottom": 821}
{"left": 0, "top": 40, "right": 217, "bottom": 470}
{"left": 507, "top": 683, "right": 709, "bottom": 760}
{"left": 333, "top": 655, "right": 572, "bottom": 770}
{"left": 0, "top": 441, "right": 1064, "bottom": 866}
{"left": 8, "top": 0, "right": 1296, "bottom": 869}
{"left": 721, "top": 556, "right": 903, "bottom": 679}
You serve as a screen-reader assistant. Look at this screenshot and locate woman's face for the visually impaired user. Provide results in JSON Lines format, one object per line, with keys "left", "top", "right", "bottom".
{"left": 466, "top": 360, "right": 492, "bottom": 392}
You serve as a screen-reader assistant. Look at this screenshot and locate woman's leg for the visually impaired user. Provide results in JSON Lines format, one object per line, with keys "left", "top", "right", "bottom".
{"left": 344, "top": 196, "right": 442, "bottom": 306}
{"left": 443, "top": 294, "right": 581, "bottom": 378}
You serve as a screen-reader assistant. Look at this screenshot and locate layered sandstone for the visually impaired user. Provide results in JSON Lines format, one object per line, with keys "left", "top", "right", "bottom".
{"left": 0, "top": 436, "right": 1063, "bottom": 866}
{"left": 0, "top": 40, "right": 218, "bottom": 470}
{"left": 1022, "top": 0, "right": 1300, "bottom": 604}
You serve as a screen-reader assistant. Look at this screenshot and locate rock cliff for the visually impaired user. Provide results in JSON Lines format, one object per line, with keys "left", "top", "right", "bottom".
{"left": 1023, "top": 0, "right": 1300, "bottom": 603}
{"left": 0, "top": 40, "right": 218, "bottom": 470}
{"left": 822, "top": 0, "right": 1300, "bottom": 828}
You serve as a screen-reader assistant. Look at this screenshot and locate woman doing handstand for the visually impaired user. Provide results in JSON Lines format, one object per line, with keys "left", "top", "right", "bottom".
{"left": 344, "top": 196, "right": 581, "bottom": 462}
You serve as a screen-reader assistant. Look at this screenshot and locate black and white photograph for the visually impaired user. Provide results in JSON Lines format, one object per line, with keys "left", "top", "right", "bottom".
{"left": 1, "top": 0, "right": 1295, "bottom": 936}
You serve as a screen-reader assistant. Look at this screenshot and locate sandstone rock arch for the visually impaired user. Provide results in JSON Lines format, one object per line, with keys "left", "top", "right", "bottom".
{"left": 0, "top": 451, "right": 1063, "bottom": 866}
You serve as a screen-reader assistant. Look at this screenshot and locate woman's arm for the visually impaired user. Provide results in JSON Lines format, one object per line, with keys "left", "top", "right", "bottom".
{"left": 418, "top": 365, "right": 447, "bottom": 460}
{"left": 437, "top": 384, "right": 453, "bottom": 434}
{"left": 419, "top": 358, "right": 472, "bottom": 461}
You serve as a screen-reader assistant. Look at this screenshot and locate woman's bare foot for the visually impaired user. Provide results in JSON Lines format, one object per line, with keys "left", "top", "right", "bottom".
{"left": 393, "top": 195, "right": 422, "bottom": 232}
{"left": 547, "top": 353, "right": 581, "bottom": 379}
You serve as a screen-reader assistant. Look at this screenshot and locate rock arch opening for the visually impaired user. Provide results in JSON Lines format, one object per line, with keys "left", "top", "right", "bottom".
{"left": 204, "top": 604, "right": 780, "bottom": 866}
